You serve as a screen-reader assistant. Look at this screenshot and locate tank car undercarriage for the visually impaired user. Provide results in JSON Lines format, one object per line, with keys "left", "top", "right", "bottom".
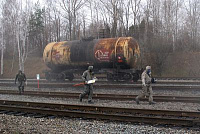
{"left": 44, "top": 68, "right": 140, "bottom": 82}
{"left": 106, "top": 69, "right": 140, "bottom": 82}
{"left": 44, "top": 70, "right": 75, "bottom": 81}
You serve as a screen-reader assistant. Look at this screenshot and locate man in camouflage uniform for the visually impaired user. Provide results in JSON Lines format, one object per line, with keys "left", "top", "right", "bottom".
{"left": 135, "top": 66, "right": 156, "bottom": 105}
{"left": 79, "top": 66, "right": 95, "bottom": 104}
{"left": 15, "top": 70, "right": 26, "bottom": 94}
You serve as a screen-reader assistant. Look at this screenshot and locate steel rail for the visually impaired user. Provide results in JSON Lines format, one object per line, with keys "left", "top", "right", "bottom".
{"left": 1, "top": 76, "right": 200, "bottom": 81}
{"left": 0, "top": 90, "right": 200, "bottom": 103}
{"left": 1, "top": 79, "right": 200, "bottom": 85}
{"left": 0, "top": 100, "right": 199, "bottom": 126}
{"left": 0, "top": 82, "right": 200, "bottom": 90}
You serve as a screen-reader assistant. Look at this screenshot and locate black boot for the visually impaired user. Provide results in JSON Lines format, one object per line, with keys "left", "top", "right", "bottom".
{"left": 22, "top": 87, "right": 24, "bottom": 93}
{"left": 79, "top": 95, "right": 82, "bottom": 102}
{"left": 88, "top": 100, "right": 94, "bottom": 104}
{"left": 135, "top": 98, "right": 139, "bottom": 105}
{"left": 149, "top": 101, "right": 156, "bottom": 105}
{"left": 18, "top": 87, "right": 21, "bottom": 95}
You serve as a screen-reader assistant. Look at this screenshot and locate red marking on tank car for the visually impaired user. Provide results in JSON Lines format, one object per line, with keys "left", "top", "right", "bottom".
{"left": 95, "top": 49, "right": 111, "bottom": 62}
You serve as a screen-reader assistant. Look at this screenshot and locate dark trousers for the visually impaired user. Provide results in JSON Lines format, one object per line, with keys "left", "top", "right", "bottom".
{"left": 17, "top": 81, "right": 25, "bottom": 94}
{"left": 80, "top": 84, "right": 93, "bottom": 102}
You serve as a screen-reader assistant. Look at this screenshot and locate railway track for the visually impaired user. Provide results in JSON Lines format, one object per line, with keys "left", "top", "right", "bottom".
{"left": 0, "top": 81, "right": 200, "bottom": 90}
{"left": 0, "top": 77, "right": 200, "bottom": 84}
{"left": 0, "top": 100, "right": 199, "bottom": 127}
{"left": 3, "top": 76, "right": 200, "bottom": 80}
{"left": 0, "top": 90, "right": 200, "bottom": 103}
{"left": 1, "top": 78, "right": 200, "bottom": 84}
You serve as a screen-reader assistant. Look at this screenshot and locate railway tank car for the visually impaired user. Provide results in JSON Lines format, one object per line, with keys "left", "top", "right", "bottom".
{"left": 43, "top": 37, "right": 141, "bottom": 81}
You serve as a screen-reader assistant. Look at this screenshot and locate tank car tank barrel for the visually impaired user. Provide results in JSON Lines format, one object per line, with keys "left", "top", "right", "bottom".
{"left": 43, "top": 37, "right": 141, "bottom": 81}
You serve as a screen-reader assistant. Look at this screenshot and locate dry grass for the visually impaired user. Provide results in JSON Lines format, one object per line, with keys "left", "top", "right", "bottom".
{"left": 0, "top": 56, "right": 48, "bottom": 79}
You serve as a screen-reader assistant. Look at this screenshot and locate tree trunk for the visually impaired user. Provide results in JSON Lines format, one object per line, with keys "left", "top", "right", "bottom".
{"left": 1, "top": 25, "right": 4, "bottom": 75}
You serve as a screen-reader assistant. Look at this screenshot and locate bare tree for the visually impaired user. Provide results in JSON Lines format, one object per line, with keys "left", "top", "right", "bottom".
{"left": 173, "top": 0, "right": 182, "bottom": 51}
{"left": 60, "top": 0, "right": 85, "bottom": 40}
{"left": 0, "top": 20, "right": 4, "bottom": 75}
{"left": 185, "top": 0, "right": 200, "bottom": 51}
{"left": 16, "top": 0, "right": 31, "bottom": 71}
{"left": 142, "top": 0, "right": 175, "bottom": 75}
{"left": 117, "top": 0, "right": 131, "bottom": 37}
{"left": 100, "top": 0, "right": 120, "bottom": 37}
{"left": 131, "top": 0, "right": 142, "bottom": 33}
{"left": 44, "top": 0, "right": 54, "bottom": 43}
{"left": 85, "top": 0, "right": 95, "bottom": 36}
{"left": 0, "top": 1, "right": 5, "bottom": 75}
{"left": 1, "top": 0, "right": 19, "bottom": 72}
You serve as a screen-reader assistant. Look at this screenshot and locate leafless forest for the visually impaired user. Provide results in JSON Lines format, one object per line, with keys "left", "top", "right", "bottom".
{"left": 0, "top": 0, "right": 200, "bottom": 76}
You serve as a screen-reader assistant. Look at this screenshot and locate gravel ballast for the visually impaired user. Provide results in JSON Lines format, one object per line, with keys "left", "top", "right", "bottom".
{"left": 0, "top": 86, "right": 200, "bottom": 133}
{"left": 0, "top": 114, "right": 199, "bottom": 134}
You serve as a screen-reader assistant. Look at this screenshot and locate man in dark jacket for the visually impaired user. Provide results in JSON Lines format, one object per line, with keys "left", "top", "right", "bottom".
{"left": 15, "top": 70, "right": 26, "bottom": 94}
{"left": 79, "top": 66, "right": 95, "bottom": 104}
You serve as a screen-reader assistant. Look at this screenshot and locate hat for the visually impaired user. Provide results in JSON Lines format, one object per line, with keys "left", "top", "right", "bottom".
{"left": 88, "top": 66, "right": 93, "bottom": 70}
{"left": 146, "top": 66, "right": 151, "bottom": 70}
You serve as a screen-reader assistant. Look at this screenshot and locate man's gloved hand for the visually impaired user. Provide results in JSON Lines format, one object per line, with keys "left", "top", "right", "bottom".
{"left": 151, "top": 78, "right": 156, "bottom": 83}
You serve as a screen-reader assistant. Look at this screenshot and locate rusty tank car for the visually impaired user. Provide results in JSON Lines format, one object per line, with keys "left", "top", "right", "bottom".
{"left": 43, "top": 37, "right": 141, "bottom": 81}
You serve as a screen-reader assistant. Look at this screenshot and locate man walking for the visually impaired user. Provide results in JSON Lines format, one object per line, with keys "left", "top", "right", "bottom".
{"left": 135, "top": 66, "right": 156, "bottom": 105}
{"left": 15, "top": 70, "right": 26, "bottom": 94}
{"left": 79, "top": 66, "right": 95, "bottom": 104}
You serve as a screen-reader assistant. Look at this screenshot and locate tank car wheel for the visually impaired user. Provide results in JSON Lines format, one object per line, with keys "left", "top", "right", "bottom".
{"left": 132, "top": 73, "right": 139, "bottom": 82}
{"left": 68, "top": 74, "right": 74, "bottom": 81}
{"left": 123, "top": 73, "right": 133, "bottom": 81}
{"left": 56, "top": 73, "right": 65, "bottom": 81}
{"left": 45, "top": 72, "right": 52, "bottom": 81}
{"left": 107, "top": 73, "right": 114, "bottom": 81}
